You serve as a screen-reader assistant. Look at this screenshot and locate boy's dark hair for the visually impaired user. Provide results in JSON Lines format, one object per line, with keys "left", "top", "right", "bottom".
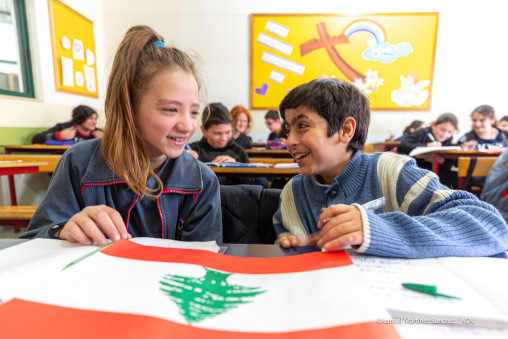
{"left": 265, "top": 110, "right": 280, "bottom": 120}
{"left": 202, "top": 102, "right": 232, "bottom": 130}
{"left": 435, "top": 112, "right": 459, "bottom": 130}
{"left": 471, "top": 105, "right": 495, "bottom": 119}
{"left": 279, "top": 78, "right": 370, "bottom": 152}
{"left": 500, "top": 115, "right": 508, "bottom": 123}
{"left": 72, "top": 105, "right": 96, "bottom": 125}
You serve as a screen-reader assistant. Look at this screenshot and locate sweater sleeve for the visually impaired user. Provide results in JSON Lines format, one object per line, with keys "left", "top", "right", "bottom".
{"left": 31, "top": 123, "right": 70, "bottom": 144}
{"left": 357, "top": 152, "right": 508, "bottom": 258}
{"left": 480, "top": 148, "right": 508, "bottom": 212}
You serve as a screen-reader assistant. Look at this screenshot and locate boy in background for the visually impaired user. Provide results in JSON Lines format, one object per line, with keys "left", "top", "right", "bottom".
{"left": 274, "top": 78, "right": 507, "bottom": 258}
{"left": 265, "top": 110, "right": 287, "bottom": 141}
{"left": 190, "top": 102, "right": 252, "bottom": 185}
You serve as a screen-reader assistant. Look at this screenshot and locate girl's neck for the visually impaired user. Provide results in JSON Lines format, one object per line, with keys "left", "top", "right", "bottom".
{"left": 232, "top": 131, "right": 241, "bottom": 139}
{"left": 477, "top": 127, "right": 497, "bottom": 140}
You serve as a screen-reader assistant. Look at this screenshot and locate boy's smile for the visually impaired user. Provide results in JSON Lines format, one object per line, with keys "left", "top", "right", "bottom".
{"left": 285, "top": 106, "right": 353, "bottom": 185}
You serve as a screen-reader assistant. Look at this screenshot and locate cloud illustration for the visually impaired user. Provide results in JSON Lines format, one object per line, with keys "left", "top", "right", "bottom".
{"left": 362, "top": 41, "right": 413, "bottom": 63}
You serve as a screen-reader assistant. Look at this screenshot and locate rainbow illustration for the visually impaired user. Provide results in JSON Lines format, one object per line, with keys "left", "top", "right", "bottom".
{"left": 343, "top": 19, "right": 386, "bottom": 45}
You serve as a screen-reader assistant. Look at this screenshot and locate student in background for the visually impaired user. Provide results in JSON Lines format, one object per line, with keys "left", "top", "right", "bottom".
{"left": 21, "top": 25, "right": 222, "bottom": 245}
{"left": 458, "top": 105, "right": 508, "bottom": 150}
{"left": 31, "top": 105, "right": 103, "bottom": 144}
{"left": 265, "top": 109, "right": 287, "bottom": 141}
{"left": 190, "top": 102, "right": 253, "bottom": 185}
{"left": 274, "top": 78, "right": 507, "bottom": 258}
{"left": 497, "top": 115, "right": 508, "bottom": 138}
{"left": 230, "top": 105, "right": 253, "bottom": 149}
{"left": 397, "top": 113, "right": 459, "bottom": 188}
{"left": 481, "top": 147, "right": 508, "bottom": 221}
{"left": 394, "top": 120, "right": 426, "bottom": 141}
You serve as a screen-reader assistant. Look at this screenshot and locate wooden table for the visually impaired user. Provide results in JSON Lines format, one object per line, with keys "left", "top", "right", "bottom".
{"left": 2, "top": 144, "right": 71, "bottom": 154}
{"left": 419, "top": 149, "right": 504, "bottom": 174}
{"left": 246, "top": 147, "right": 292, "bottom": 158}
{"left": 211, "top": 166, "right": 300, "bottom": 178}
{"left": 0, "top": 161, "right": 48, "bottom": 207}
{"left": 371, "top": 141, "right": 400, "bottom": 152}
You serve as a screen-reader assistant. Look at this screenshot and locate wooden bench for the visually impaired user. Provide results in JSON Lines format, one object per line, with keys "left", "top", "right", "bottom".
{"left": 457, "top": 157, "right": 498, "bottom": 195}
{"left": 0, "top": 206, "right": 37, "bottom": 232}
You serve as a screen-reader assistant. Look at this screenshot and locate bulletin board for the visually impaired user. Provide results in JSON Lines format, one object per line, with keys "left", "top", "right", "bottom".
{"left": 48, "top": 0, "right": 98, "bottom": 97}
{"left": 250, "top": 13, "right": 439, "bottom": 111}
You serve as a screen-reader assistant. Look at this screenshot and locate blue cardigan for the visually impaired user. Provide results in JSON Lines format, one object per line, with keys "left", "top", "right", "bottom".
{"left": 21, "top": 138, "right": 222, "bottom": 243}
{"left": 274, "top": 151, "right": 508, "bottom": 258}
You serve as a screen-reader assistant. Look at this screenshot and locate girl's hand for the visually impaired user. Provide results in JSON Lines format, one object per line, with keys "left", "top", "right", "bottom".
{"left": 460, "top": 140, "right": 478, "bottom": 150}
{"left": 426, "top": 141, "right": 442, "bottom": 147}
{"left": 316, "top": 204, "right": 363, "bottom": 251}
{"left": 213, "top": 155, "right": 236, "bottom": 163}
{"left": 278, "top": 234, "right": 299, "bottom": 248}
{"left": 59, "top": 205, "right": 131, "bottom": 246}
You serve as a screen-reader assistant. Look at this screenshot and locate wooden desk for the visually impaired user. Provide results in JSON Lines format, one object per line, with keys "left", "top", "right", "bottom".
{"left": 421, "top": 149, "right": 503, "bottom": 174}
{"left": 0, "top": 161, "right": 48, "bottom": 206}
{"left": 0, "top": 154, "right": 60, "bottom": 173}
{"left": 251, "top": 142, "right": 267, "bottom": 148}
{"left": 246, "top": 147, "right": 292, "bottom": 158}
{"left": 211, "top": 166, "right": 300, "bottom": 178}
{"left": 372, "top": 141, "right": 400, "bottom": 152}
{"left": 2, "top": 144, "right": 71, "bottom": 154}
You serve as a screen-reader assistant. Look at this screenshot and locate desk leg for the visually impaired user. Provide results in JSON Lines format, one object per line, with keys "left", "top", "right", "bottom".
{"left": 433, "top": 155, "right": 440, "bottom": 175}
{"left": 7, "top": 175, "right": 20, "bottom": 232}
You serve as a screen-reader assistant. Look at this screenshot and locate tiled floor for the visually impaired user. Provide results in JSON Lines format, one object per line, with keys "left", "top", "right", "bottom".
{"left": 0, "top": 226, "right": 24, "bottom": 239}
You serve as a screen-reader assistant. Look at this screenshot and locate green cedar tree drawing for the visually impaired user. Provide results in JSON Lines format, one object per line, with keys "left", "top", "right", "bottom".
{"left": 159, "top": 267, "right": 266, "bottom": 324}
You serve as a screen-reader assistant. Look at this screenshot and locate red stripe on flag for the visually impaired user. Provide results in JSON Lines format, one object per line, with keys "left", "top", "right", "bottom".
{"left": 101, "top": 240, "right": 353, "bottom": 274}
{"left": 0, "top": 299, "right": 400, "bottom": 339}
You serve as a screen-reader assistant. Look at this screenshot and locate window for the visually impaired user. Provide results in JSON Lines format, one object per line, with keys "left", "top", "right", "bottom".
{"left": 0, "top": 0, "right": 34, "bottom": 98}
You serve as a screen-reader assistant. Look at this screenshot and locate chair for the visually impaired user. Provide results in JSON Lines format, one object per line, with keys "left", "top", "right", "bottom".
{"left": 457, "top": 157, "right": 497, "bottom": 195}
{"left": 220, "top": 185, "right": 281, "bottom": 244}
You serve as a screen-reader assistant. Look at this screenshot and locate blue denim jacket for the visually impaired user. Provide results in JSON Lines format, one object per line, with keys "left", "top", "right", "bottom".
{"left": 21, "top": 138, "right": 222, "bottom": 243}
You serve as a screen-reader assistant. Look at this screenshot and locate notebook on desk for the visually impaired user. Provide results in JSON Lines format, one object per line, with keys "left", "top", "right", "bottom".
{"left": 409, "top": 146, "right": 462, "bottom": 157}
{"left": 205, "top": 162, "right": 269, "bottom": 168}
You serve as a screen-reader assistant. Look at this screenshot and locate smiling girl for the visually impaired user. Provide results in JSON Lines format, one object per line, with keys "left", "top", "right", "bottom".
{"left": 230, "top": 105, "right": 253, "bottom": 149}
{"left": 398, "top": 113, "right": 459, "bottom": 188}
{"left": 21, "top": 25, "right": 222, "bottom": 245}
{"left": 458, "top": 105, "right": 508, "bottom": 150}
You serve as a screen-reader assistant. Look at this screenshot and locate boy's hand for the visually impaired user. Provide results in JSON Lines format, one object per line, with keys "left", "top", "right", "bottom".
{"left": 59, "top": 205, "right": 131, "bottom": 247}
{"left": 315, "top": 204, "right": 363, "bottom": 251}
{"left": 278, "top": 234, "right": 299, "bottom": 248}
{"left": 186, "top": 149, "right": 199, "bottom": 159}
{"left": 92, "top": 129, "right": 104, "bottom": 138}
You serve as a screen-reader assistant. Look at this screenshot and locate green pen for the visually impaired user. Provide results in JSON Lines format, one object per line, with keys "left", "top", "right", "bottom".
{"left": 62, "top": 242, "right": 113, "bottom": 270}
{"left": 402, "top": 283, "right": 461, "bottom": 300}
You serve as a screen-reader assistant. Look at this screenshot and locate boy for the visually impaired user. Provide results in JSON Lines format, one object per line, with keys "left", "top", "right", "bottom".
{"left": 265, "top": 110, "right": 286, "bottom": 141}
{"left": 190, "top": 102, "right": 252, "bottom": 185}
{"left": 274, "top": 78, "right": 508, "bottom": 258}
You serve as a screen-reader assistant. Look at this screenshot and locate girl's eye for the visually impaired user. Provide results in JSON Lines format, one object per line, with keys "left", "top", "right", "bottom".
{"left": 164, "top": 108, "right": 177, "bottom": 112}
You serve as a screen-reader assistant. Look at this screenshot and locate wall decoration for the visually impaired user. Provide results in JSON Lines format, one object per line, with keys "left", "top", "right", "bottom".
{"left": 250, "top": 13, "right": 439, "bottom": 110}
{"left": 48, "top": 0, "right": 99, "bottom": 97}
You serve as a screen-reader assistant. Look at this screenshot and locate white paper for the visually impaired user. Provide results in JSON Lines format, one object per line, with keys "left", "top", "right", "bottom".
{"left": 261, "top": 51, "right": 305, "bottom": 76}
{"left": 60, "top": 36, "right": 71, "bottom": 50}
{"left": 269, "top": 70, "right": 285, "bottom": 84}
{"left": 408, "top": 146, "right": 461, "bottom": 157}
{"left": 265, "top": 19, "right": 289, "bottom": 38}
{"left": 83, "top": 65, "right": 96, "bottom": 93}
{"left": 130, "top": 237, "right": 220, "bottom": 253}
{"left": 61, "top": 56, "right": 74, "bottom": 87}
{"left": 349, "top": 252, "right": 508, "bottom": 327}
{"left": 257, "top": 32, "right": 293, "bottom": 56}
{"left": 72, "top": 39, "right": 85, "bottom": 61}
{"left": 85, "top": 49, "right": 95, "bottom": 66}
{"left": 273, "top": 163, "right": 299, "bottom": 169}
{"left": 75, "top": 71, "right": 84, "bottom": 87}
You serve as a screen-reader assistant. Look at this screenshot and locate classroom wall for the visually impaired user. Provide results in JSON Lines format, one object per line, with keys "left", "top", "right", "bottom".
{"left": 102, "top": 0, "right": 507, "bottom": 140}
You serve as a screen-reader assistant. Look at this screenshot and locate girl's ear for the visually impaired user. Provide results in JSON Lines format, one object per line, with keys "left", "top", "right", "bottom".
{"left": 339, "top": 117, "right": 356, "bottom": 143}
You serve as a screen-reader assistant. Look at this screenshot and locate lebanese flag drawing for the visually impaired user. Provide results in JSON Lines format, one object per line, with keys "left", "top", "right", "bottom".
{"left": 0, "top": 239, "right": 399, "bottom": 338}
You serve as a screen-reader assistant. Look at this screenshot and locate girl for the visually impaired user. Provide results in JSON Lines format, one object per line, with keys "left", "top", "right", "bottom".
{"left": 21, "top": 25, "right": 222, "bottom": 246}
{"left": 31, "top": 105, "right": 103, "bottom": 144}
{"left": 398, "top": 113, "right": 459, "bottom": 188}
{"left": 458, "top": 105, "right": 508, "bottom": 150}
{"left": 230, "top": 105, "right": 252, "bottom": 149}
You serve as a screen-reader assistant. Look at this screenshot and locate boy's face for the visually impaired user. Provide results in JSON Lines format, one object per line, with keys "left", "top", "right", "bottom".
{"left": 265, "top": 118, "right": 281, "bottom": 132}
{"left": 201, "top": 123, "right": 232, "bottom": 149}
{"left": 285, "top": 106, "right": 354, "bottom": 185}
{"left": 498, "top": 120, "right": 508, "bottom": 132}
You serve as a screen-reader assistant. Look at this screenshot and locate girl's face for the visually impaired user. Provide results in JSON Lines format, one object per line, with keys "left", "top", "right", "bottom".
{"left": 79, "top": 113, "right": 98, "bottom": 132}
{"left": 431, "top": 121, "right": 455, "bottom": 142}
{"left": 235, "top": 113, "right": 249, "bottom": 133}
{"left": 471, "top": 112, "right": 495, "bottom": 135}
{"left": 135, "top": 68, "right": 199, "bottom": 169}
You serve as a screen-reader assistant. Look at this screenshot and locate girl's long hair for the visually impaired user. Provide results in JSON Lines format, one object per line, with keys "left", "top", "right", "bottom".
{"left": 103, "top": 25, "right": 202, "bottom": 199}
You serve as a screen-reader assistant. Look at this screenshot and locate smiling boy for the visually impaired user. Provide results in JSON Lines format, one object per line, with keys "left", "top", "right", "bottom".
{"left": 274, "top": 78, "right": 508, "bottom": 258}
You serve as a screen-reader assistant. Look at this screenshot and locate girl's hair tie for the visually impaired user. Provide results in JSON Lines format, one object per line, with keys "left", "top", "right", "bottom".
{"left": 154, "top": 41, "right": 163, "bottom": 47}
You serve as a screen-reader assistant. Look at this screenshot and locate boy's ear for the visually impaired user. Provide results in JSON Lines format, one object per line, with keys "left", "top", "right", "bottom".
{"left": 200, "top": 125, "right": 206, "bottom": 135}
{"left": 339, "top": 117, "right": 356, "bottom": 143}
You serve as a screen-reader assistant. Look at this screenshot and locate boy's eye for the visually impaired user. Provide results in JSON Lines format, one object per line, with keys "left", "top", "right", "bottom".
{"left": 298, "top": 123, "right": 308, "bottom": 129}
{"left": 164, "top": 108, "right": 177, "bottom": 112}
{"left": 191, "top": 110, "right": 199, "bottom": 116}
